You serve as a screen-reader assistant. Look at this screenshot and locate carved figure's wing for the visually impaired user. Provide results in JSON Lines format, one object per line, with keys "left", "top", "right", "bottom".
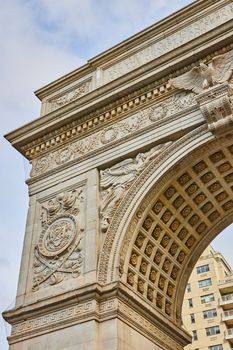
{"left": 101, "top": 188, "right": 116, "bottom": 213}
{"left": 169, "top": 67, "right": 204, "bottom": 94}
{"left": 100, "top": 171, "right": 117, "bottom": 189}
{"left": 211, "top": 50, "right": 233, "bottom": 83}
{"left": 110, "top": 158, "right": 134, "bottom": 170}
{"left": 100, "top": 158, "right": 136, "bottom": 189}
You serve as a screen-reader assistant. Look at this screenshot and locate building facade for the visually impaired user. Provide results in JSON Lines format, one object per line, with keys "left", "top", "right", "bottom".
{"left": 183, "top": 247, "right": 233, "bottom": 350}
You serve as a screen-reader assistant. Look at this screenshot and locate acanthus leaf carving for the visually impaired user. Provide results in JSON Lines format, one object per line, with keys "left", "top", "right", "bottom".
{"left": 100, "top": 142, "right": 172, "bottom": 232}
{"left": 33, "top": 187, "right": 85, "bottom": 291}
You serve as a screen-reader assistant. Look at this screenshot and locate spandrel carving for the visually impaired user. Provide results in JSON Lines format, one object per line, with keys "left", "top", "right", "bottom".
{"left": 169, "top": 49, "right": 233, "bottom": 94}
{"left": 100, "top": 142, "right": 172, "bottom": 232}
{"left": 33, "top": 188, "right": 85, "bottom": 291}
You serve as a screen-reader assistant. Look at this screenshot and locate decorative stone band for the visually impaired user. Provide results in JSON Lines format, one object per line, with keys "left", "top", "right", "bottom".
{"left": 8, "top": 292, "right": 186, "bottom": 350}
{"left": 25, "top": 80, "right": 174, "bottom": 159}
{"left": 9, "top": 300, "right": 97, "bottom": 344}
{"left": 117, "top": 300, "right": 184, "bottom": 350}
{"left": 196, "top": 83, "right": 233, "bottom": 136}
{"left": 21, "top": 45, "right": 233, "bottom": 160}
{"left": 102, "top": 2, "right": 233, "bottom": 84}
{"left": 30, "top": 91, "right": 197, "bottom": 177}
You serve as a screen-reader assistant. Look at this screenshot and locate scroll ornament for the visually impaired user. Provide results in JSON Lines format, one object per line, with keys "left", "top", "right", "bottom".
{"left": 100, "top": 142, "right": 172, "bottom": 232}
{"left": 169, "top": 50, "right": 233, "bottom": 136}
{"left": 33, "top": 188, "right": 85, "bottom": 291}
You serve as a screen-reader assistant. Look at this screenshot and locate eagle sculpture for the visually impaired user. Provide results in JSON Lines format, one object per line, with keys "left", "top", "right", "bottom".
{"left": 169, "top": 50, "right": 233, "bottom": 94}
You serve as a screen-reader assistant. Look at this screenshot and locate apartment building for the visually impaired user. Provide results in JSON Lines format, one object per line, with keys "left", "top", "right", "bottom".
{"left": 182, "top": 246, "right": 233, "bottom": 350}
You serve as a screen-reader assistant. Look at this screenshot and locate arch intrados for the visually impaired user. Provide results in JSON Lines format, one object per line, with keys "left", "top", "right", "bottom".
{"left": 98, "top": 125, "right": 210, "bottom": 284}
{"left": 98, "top": 127, "right": 233, "bottom": 323}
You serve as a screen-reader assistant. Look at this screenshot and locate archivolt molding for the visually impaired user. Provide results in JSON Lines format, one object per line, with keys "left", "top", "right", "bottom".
{"left": 98, "top": 125, "right": 211, "bottom": 284}
{"left": 100, "top": 141, "right": 172, "bottom": 232}
{"left": 98, "top": 132, "right": 233, "bottom": 324}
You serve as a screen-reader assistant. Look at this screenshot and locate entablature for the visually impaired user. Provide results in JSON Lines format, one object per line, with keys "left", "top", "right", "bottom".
{"left": 4, "top": 0, "right": 233, "bottom": 183}
{"left": 34, "top": 0, "right": 232, "bottom": 116}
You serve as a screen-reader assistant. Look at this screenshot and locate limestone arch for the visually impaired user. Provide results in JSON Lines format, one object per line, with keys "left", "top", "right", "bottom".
{"left": 98, "top": 125, "right": 233, "bottom": 325}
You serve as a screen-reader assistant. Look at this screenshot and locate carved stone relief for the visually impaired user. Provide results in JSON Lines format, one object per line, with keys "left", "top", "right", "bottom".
{"left": 10, "top": 296, "right": 183, "bottom": 350}
{"left": 196, "top": 83, "right": 233, "bottom": 136}
{"left": 169, "top": 50, "right": 233, "bottom": 137}
{"left": 169, "top": 49, "right": 233, "bottom": 94}
{"left": 100, "top": 142, "right": 172, "bottom": 232}
{"left": 116, "top": 140, "right": 233, "bottom": 320}
{"left": 32, "top": 187, "right": 85, "bottom": 291}
{"left": 31, "top": 91, "right": 195, "bottom": 177}
{"left": 97, "top": 126, "right": 210, "bottom": 285}
{"left": 50, "top": 80, "right": 91, "bottom": 110}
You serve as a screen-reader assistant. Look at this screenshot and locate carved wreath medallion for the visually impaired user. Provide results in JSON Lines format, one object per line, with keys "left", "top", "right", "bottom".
{"left": 38, "top": 215, "right": 76, "bottom": 257}
{"left": 33, "top": 189, "right": 85, "bottom": 291}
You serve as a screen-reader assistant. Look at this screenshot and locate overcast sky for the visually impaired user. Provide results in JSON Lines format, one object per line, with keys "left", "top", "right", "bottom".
{"left": 1, "top": 1, "right": 232, "bottom": 348}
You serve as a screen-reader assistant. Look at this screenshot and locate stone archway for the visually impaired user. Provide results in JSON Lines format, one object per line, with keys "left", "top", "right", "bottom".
{"left": 98, "top": 128, "right": 233, "bottom": 326}
{"left": 3, "top": 1, "right": 233, "bottom": 349}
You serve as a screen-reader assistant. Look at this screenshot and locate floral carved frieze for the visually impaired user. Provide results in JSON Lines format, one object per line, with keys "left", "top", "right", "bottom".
{"left": 31, "top": 91, "right": 196, "bottom": 177}
{"left": 33, "top": 188, "right": 85, "bottom": 291}
{"left": 49, "top": 80, "right": 91, "bottom": 110}
{"left": 100, "top": 142, "right": 172, "bottom": 232}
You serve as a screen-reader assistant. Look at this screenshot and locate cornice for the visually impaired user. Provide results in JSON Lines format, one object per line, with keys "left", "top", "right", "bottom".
{"left": 3, "top": 282, "right": 190, "bottom": 349}
{"left": 34, "top": 0, "right": 224, "bottom": 100}
{"left": 5, "top": 42, "right": 233, "bottom": 162}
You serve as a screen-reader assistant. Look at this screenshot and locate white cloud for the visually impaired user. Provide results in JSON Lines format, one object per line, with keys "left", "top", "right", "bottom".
{"left": 0, "top": 0, "right": 85, "bottom": 130}
{"left": 20, "top": 0, "right": 194, "bottom": 56}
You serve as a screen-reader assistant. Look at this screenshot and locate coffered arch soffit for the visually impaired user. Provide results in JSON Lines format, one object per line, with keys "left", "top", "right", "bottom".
{"left": 98, "top": 126, "right": 233, "bottom": 324}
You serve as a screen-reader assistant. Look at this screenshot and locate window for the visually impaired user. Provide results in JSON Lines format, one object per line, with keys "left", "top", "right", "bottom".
{"left": 206, "top": 326, "right": 220, "bottom": 336}
{"left": 208, "top": 345, "right": 223, "bottom": 350}
{"left": 201, "top": 293, "right": 215, "bottom": 303}
{"left": 203, "top": 309, "right": 217, "bottom": 319}
{"left": 190, "top": 313, "right": 195, "bottom": 323}
{"left": 196, "top": 264, "right": 209, "bottom": 274}
{"left": 198, "top": 278, "right": 212, "bottom": 288}
{"left": 192, "top": 330, "right": 198, "bottom": 341}
{"left": 186, "top": 283, "right": 191, "bottom": 292}
{"left": 188, "top": 298, "right": 193, "bottom": 308}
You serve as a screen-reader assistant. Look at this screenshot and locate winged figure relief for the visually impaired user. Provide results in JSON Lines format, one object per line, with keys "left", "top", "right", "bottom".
{"left": 169, "top": 50, "right": 233, "bottom": 93}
